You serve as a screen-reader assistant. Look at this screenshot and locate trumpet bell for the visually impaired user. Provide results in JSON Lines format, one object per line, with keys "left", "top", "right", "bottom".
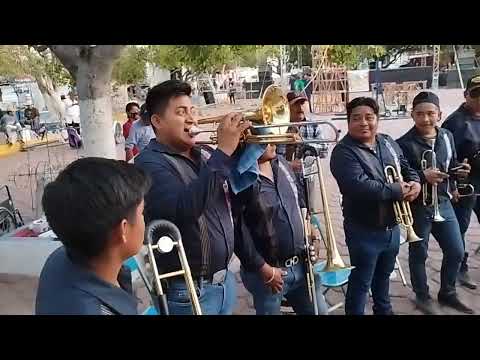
{"left": 405, "top": 226, "right": 423, "bottom": 243}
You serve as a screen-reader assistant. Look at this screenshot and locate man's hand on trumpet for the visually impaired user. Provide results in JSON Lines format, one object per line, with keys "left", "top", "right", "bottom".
{"left": 216, "top": 113, "right": 251, "bottom": 156}
{"left": 401, "top": 181, "right": 421, "bottom": 202}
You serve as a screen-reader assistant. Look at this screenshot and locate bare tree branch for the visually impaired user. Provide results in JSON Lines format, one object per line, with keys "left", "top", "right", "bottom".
{"left": 48, "top": 45, "right": 81, "bottom": 77}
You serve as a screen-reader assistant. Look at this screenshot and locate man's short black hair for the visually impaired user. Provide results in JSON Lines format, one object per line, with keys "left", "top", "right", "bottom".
{"left": 346, "top": 97, "right": 379, "bottom": 122}
{"left": 145, "top": 80, "right": 192, "bottom": 116}
{"left": 126, "top": 102, "right": 140, "bottom": 113}
{"left": 42, "top": 157, "right": 151, "bottom": 260}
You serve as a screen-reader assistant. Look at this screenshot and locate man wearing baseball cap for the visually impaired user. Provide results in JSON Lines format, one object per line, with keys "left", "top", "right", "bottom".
{"left": 442, "top": 74, "right": 480, "bottom": 290}
{"left": 278, "top": 91, "right": 329, "bottom": 169}
{"left": 397, "top": 91, "right": 473, "bottom": 314}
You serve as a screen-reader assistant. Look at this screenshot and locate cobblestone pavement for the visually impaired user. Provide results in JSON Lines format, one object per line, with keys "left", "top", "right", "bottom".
{"left": 1, "top": 90, "right": 479, "bottom": 315}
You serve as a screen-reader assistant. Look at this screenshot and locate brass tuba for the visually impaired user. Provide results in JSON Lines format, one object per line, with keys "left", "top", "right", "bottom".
{"left": 145, "top": 219, "right": 202, "bottom": 315}
{"left": 384, "top": 165, "right": 423, "bottom": 243}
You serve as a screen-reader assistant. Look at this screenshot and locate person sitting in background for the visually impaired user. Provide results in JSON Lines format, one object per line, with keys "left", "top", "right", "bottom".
{"left": 35, "top": 157, "right": 151, "bottom": 315}
{"left": 0, "top": 107, "right": 23, "bottom": 145}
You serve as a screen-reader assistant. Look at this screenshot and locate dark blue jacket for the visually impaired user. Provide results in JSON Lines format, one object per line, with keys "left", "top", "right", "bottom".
{"left": 134, "top": 139, "right": 235, "bottom": 278}
{"left": 35, "top": 247, "right": 138, "bottom": 315}
{"left": 330, "top": 133, "right": 420, "bottom": 229}
{"left": 397, "top": 126, "right": 458, "bottom": 207}
{"left": 233, "top": 156, "right": 306, "bottom": 272}
{"left": 441, "top": 103, "right": 480, "bottom": 187}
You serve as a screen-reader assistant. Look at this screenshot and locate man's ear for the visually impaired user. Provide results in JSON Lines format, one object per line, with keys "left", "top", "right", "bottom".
{"left": 151, "top": 113, "right": 162, "bottom": 133}
{"left": 111, "top": 219, "right": 129, "bottom": 246}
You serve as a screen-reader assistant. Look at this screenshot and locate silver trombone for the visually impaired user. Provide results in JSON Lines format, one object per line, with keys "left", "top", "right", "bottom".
{"left": 420, "top": 144, "right": 445, "bottom": 222}
{"left": 145, "top": 219, "right": 202, "bottom": 315}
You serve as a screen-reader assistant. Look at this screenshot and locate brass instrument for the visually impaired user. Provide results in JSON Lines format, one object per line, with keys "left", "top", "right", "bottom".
{"left": 145, "top": 219, "right": 202, "bottom": 315}
{"left": 384, "top": 165, "right": 422, "bottom": 243}
{"left": 457, "top": 183, "right": 478, "bottom": 198}
{"left": 420, "top": 144, "right": 445, "bottom": 222}
{"left": 191, "top": 85, "right": 340, "bottom": 145}
{"left": 302, "top": 147, "right": 353, "bottom": 274}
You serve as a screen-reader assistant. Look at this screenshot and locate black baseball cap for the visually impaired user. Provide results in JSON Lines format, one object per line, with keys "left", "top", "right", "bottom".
{"left": 412, "top": 91, "right": 440, "bottom": 109}
{"left": 287, "top": 91, "right": 308, "bottom": 105}
{"left": 466, "top": 74, "right": 480, "bottom": 93}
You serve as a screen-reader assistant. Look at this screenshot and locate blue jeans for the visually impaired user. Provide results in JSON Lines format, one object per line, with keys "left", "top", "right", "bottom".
{"left": 453, "top": 195, "right": 477, "bottom": 272}
{"left": 410, "top": 201, "right": 464, "bottom": 300}
{"left": 240, "top": 262, "right": 329, "bottom": 315}
{"left": 344, "top": 221, "right": 400, "bottom": 315}
{"left": 165, "top": 271, "right": 237, "bottom": 315}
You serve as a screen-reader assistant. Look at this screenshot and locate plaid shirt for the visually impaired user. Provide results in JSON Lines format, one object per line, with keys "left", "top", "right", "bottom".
{"left": 277, "top": 122, "right": 329, "bottom": 160}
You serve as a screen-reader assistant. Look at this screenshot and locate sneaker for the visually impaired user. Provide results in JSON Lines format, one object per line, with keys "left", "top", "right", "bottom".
{"left": 438, "top": 295, "right": 475, "bottom": 315}
{"left": 414, "top": 297, "right": 438, "bottom": 315}
{"left": 457, "top": 271, "right": 477, "bottom": 290}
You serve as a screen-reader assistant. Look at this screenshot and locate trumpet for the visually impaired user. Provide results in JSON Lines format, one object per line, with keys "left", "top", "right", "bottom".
{"left": 421, "top": 145, "right": 445, "bottom": 222}
{"left": 191, "top": 84, "right": 340, "bottom": 145}
{"left": 384, "top": 165, "right": 423, "bottom": 243}
{"left": 457, "top": 183, "right": 479, "bottom": 198}
{"left": 145, "top": 219, "right": 202, "bottom": 315}
{"left": 384, "top": 165, "right": 423, "bottom": 242}
{"left": 189, "top": 120, "right": 341, "bottom": 145}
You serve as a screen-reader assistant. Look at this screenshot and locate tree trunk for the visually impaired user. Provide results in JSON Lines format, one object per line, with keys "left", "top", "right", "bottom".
{"left": 76, "top": 61, "right": 116, "bottom": 159}
{"left": 49, "top": 45, "right": 125, "bottom": 159}
{"left": 36, "top": 74, "right": 64, "bottom": 122}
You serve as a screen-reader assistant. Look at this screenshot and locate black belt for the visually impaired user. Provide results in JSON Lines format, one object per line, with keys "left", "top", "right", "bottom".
{"left": 279, "top": 253, "right": 305, "bottom": 268}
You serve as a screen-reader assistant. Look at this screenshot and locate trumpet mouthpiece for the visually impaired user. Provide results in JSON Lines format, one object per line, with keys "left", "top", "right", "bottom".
{"left": 188, "top": 126, "right": 202, "bottom": 137}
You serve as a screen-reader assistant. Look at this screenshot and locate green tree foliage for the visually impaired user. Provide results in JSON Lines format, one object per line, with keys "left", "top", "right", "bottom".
{"left": 112, "top": 46, "right": 149, "bottom": 85}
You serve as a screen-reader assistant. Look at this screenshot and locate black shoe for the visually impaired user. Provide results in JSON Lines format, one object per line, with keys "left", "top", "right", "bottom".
{"left": 438, "top": 295, "right": 475, "bottom": 315}
{"left": 457, "top": 271, "right": 477, "bottom": 290}
{"left": 414, "top": 297, "right": 438, "bottom": 315}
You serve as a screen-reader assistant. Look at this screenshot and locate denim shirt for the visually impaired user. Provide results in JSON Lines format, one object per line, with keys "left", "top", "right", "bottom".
{"left": 233, "top": 157, "right": 306, "bottom": 272}
{"left": 134, "top": 139, "right": 235, "bottom": 277}
{"left": 330, "top": 133, "right": 420, "bottom": 229}
{"left": 35, "top": 247, "right": 138, "bottom": 315}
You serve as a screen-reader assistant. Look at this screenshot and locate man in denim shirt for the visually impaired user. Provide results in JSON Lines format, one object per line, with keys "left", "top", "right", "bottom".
{"left": 125, "top": 104, "right": 156, "bottom": 162}
{"left": 233, "top": 144, "right": 329, "bottom": 315}
{"left": 330, "top": 97, "right": 421, "bottom": 315}
{"left": 135, "top": 80, "right": 250, "bottom": 315}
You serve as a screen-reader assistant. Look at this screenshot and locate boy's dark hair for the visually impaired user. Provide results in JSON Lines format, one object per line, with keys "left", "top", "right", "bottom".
{"left": 42, "top": 157, "right": 151, "bottom": 260}
{"left": 145, "top": 80, "right": 192, "bottom": 117}
{"left": 126, "top": 102, "right": 140, "bottom": 113}
{"left": 346, "top": 97, "right": 379, "bottom": 122}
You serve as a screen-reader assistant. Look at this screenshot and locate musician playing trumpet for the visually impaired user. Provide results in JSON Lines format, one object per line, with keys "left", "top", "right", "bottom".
{"left": 396, "top": 92, "right": 474, "bottom": 314}
{"left": 330, "top": 97, "right": 420, "bottom": 315}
